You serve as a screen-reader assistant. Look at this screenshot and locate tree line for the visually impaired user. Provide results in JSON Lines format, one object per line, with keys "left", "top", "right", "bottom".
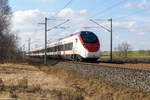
{"left": 0, "top": 0, "right": 20, "bottom": 63}
{"left": 114, "top": 42, "right": 150, "bottom": 58}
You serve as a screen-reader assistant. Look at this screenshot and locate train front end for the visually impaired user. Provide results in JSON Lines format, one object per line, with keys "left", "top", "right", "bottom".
{"left": 79, "top": 31, "right": 100, "bottom": 60}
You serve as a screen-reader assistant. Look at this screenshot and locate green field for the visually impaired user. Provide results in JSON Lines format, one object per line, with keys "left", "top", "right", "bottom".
{"left": 100, "top": 50, "right": 150, "bottom": 61}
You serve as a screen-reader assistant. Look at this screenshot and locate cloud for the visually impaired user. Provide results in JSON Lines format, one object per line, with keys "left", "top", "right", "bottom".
{"left": 113, "top": 21, "right": 136, "bottom": 31}
{"left": 123, "top": 0, "right": 150, "bottom": 9}
{"left": 79, "top": 9, "right": 87, "bottom": 14}
{"left": 113, "top": 21, "right": 150, "bottom": 36}
{"left": 12, "top": 9, "right": 150, "bottom": 50}
{"left": 111, "top": 20, "right": 150, "bottom": 50}
{"left": 12, "top": 9, "right": 89, "bottom": 49}
{"left": 138, "top": 0, "right": 150, "bottom": 8}
{"left": 58, "top": 8, "right": 88, "bottom": 18}
{"left": 12, "top": 9, "right": 50, "bottom": 32}
{"left": 125, "top": 15, "right": 150, "bottom": 23}
{"left": 123, "top": 2, "right": 134, "bottom": 9}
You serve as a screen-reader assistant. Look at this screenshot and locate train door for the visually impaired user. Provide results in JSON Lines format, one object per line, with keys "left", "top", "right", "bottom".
{"left": 56, "top": 43, "right": 58, "bottom": 58}
{"left": 63, "top": 42, "right": 66, "bottom": 58}
{"left": 72, "top": 38, "right": 78, "bottom": 60}
{"left": 57, "top": 42, "right": 61, "bottom": 58}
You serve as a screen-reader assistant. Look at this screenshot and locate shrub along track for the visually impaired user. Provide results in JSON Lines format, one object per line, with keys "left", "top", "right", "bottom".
{"left": 49, "top": 60, "right": 150, "bottom": 92}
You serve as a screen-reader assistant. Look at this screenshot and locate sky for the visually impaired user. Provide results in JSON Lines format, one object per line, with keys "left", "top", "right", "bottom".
{"left": 9, "top": 0, "right": 150, "bottom": 51}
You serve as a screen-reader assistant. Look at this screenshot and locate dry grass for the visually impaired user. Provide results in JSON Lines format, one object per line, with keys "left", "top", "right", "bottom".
{"left": 0, "top": 63, "right": 150, "bottom": 100}
{"left": 39, "top": 65, "right": 150, "bottom": 100}
{"left": 0, "top": 63, "right": 84, "bottom": 100}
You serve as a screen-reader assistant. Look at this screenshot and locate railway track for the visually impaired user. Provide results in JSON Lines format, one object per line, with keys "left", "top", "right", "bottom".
{"left": 48, "top": 59, "right": 150, "bottom": 92}
{"left": 63, "top": 60, "right": 150, "bottom": 71}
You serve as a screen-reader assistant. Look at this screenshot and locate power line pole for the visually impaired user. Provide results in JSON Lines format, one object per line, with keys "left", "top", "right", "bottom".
{"left": 44, "top": 17, "right": 48, "bottom": 65}
{"left": 109, "top": 18, "right": 113, "bottom": 61}
{"left": 23, "top": 44, "right": 25, "bottom": 57}
{"left": 28, "top": 38, "right": 30, "bottom": 56}
{"left": 38, "top": 18, "right": 69, "bottom": 65}
{"left": 90, "top": 18, "right": 113, "bottom": 61}
{"left": 38, "top": 17, "right": 48, "bottom": 65}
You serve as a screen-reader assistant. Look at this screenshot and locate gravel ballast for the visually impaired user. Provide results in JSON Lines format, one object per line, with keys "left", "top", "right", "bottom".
{"left": 50, "top": 61, "right": 150, "bottom": 92}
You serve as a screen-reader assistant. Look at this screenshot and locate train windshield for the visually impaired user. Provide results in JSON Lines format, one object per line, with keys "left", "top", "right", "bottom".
{"left": 80, "top": 31, "right": 98, "bottom": 43}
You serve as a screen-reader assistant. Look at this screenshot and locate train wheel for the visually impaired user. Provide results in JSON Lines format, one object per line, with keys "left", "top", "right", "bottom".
{"left": 76, "top": 55, "right": 82, "bottom": 62}
{"left": 71, "top": 55, "right": 75, "bottom": 61}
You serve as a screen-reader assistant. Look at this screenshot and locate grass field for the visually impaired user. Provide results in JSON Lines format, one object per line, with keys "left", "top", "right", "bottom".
{"left": 0, "top": 63, "right": 83, "bottom": 100}
{"left": 100, "top": 50, "right": 150, "bottom": 63}
{"left": 0, "top": 63, "right": 150, "bottom": 100}
{"left": 100, "top": 55, "right": 150, "bottom": 59}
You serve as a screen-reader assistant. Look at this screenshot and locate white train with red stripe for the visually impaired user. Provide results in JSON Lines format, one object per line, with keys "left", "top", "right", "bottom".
{"left": 29, "top": 31, "right": 101, "bottom": 61}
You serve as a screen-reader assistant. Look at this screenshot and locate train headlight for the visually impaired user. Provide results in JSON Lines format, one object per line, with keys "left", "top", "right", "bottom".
{"left": 83, "top": 44, "right": 88, "bottom": 48}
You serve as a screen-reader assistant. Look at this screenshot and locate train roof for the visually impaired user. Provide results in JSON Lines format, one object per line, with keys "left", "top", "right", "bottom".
{"left": 56, "top": 31, "right": 94, "bottom": 41}
{"left": 30, "top": 31, "right": 94, "bottom": 52}
{"left": 57, "top": 32, "right": 78, "bottom": 41}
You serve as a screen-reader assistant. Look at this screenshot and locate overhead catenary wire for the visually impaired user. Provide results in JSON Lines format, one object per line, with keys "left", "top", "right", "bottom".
{"left": 46, "top": 0, "right": 74, "bottom": 29}
{"left": 55, "top": 0, "right": 74, "bottom": 16}
{"left": 90, "top": 0, "right": 128, "bottom": 18}
{"left": 31, "top": 0, "right": 73, "bottom": 64}
{"left": 47, "top": 19, "right": 70, "bottom": 31}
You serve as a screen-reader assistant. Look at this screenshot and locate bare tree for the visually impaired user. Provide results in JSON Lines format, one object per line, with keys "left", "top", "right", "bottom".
{"left": 116, "top": 42, "right": 131, "bottom": 58}
{"left": 0, "top": 0, "right": 20, "bottom": 63}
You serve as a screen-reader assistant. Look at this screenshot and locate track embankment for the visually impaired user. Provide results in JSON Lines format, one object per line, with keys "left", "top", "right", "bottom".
{"left": 49, "top": 60, "right": 150, "bottom": 92}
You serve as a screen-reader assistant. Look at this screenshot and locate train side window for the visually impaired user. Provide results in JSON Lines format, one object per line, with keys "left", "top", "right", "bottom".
{"left": 64, "top": 43, "right": 73, "bottom": 50}
{"left": 54, "top": 46, "right": 57, "bottom": 52}
{"left": 59, "top": 45, "right": 63, "bottom": 51}
{"left": 63, "top": 45, "right": 65, "bottom": 50}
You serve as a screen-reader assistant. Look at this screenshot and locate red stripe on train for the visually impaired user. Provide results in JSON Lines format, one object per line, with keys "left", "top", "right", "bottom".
{"left": 78, "top": 34, "right": 100, "bottom": 52}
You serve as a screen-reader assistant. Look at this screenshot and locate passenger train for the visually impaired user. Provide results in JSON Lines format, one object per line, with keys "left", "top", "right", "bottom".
{"left": 28, "top": 31, "right": 101, "bottom": 61}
